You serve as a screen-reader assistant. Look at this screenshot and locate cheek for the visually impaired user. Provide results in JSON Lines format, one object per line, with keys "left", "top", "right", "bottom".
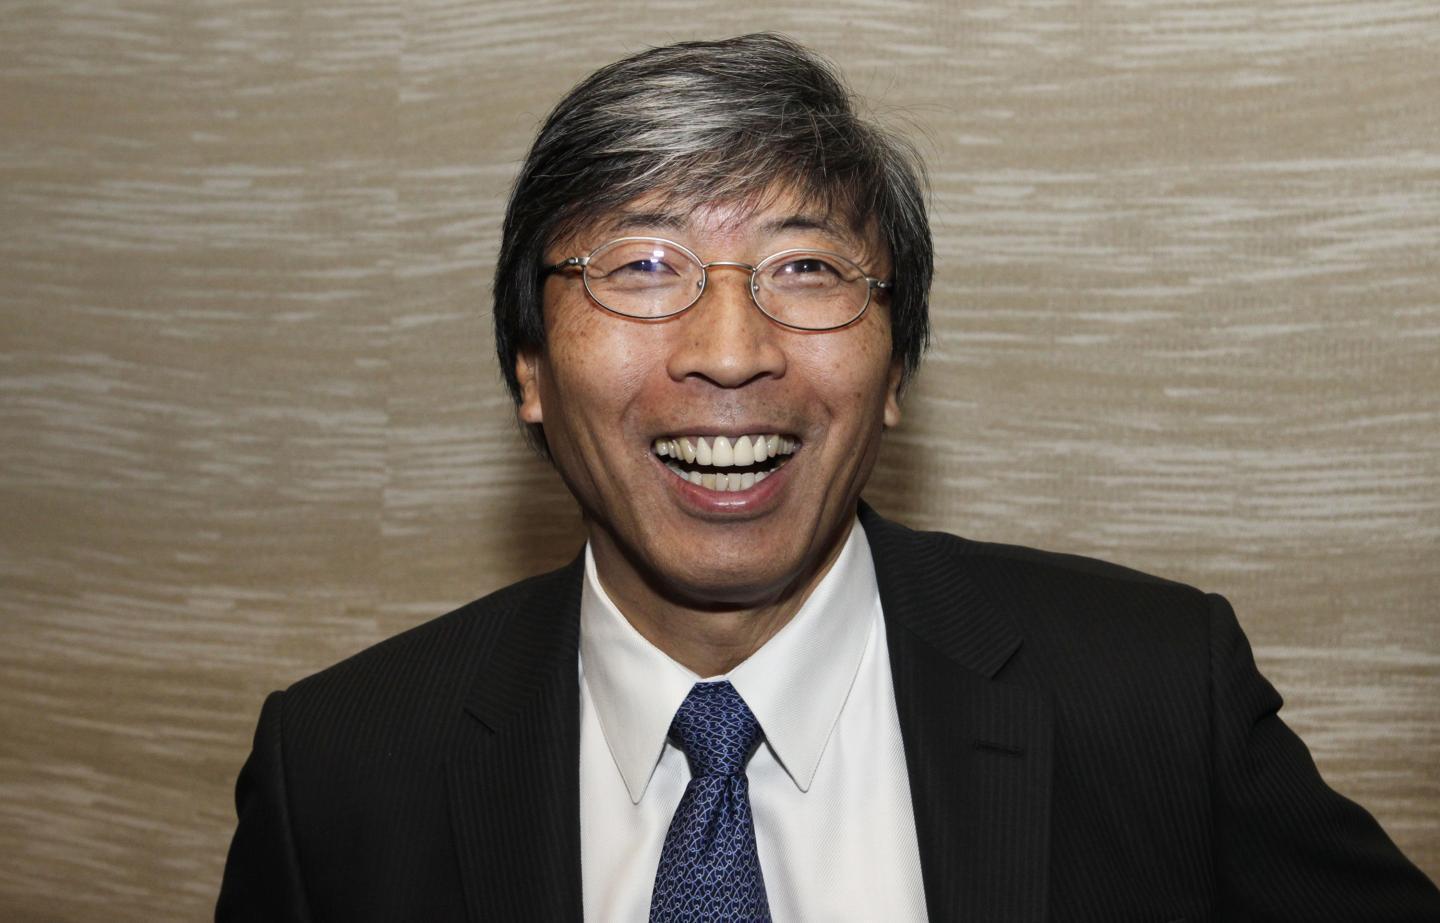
{"left": 543, "top": 308, "right": 664, "bottom": 423}
{"left": 805, "top": 323, "right": 895, "bottom": 414}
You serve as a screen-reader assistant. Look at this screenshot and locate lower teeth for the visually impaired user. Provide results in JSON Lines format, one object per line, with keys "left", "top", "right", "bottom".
{"left": 668, "top": 463, "right": 777, "bottom": 491}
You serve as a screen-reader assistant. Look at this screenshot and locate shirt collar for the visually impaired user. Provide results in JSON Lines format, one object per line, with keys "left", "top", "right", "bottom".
{"left": 580, "top": 518, "right": 879, "bottom": 802}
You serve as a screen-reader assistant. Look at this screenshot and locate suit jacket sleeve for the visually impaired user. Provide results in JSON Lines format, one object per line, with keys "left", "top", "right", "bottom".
{"left": 1208, "top": 593, "right": 1440, "bottom": 919}
{"left": 216, "top": 690, "right": 313, "bottom": 923}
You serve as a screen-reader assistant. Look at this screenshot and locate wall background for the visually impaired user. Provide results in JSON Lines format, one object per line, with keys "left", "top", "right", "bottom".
{"left": 2, "top": 1, "right": 1436, "bottom": 918}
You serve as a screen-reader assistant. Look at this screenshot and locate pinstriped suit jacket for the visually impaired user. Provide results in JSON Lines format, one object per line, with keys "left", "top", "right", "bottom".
{"left": 217, "top": 504, "right": 1440, "bottom": 922}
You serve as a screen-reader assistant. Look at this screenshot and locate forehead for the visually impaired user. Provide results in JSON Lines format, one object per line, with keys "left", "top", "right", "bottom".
{"left": 563, "top": 184, "right": 884, "bottom": 262}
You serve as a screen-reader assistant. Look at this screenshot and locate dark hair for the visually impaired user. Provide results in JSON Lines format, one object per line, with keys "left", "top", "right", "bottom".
{"left": 493, "top": 33, "right": 931, "bottom": 445}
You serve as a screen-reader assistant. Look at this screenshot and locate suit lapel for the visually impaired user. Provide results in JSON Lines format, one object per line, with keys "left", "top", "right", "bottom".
{"left": 862, "top": 504, "right": 1054, "bottom": 923}
{"left": 447, "top": 557, "right": 585, "bottom": 923}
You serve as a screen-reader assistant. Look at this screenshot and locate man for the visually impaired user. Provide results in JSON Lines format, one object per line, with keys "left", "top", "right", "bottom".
{"left": 218, "top": 33, "right": 1440, "bottom": 922}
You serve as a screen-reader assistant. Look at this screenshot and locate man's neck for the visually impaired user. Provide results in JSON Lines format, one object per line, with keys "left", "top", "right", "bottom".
{"left": 587, "top": 525, "right": 853, "bottom": 677}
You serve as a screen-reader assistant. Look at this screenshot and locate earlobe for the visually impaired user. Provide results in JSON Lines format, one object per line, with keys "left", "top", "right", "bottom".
{"left": 515, "top": 349, "right": 544, "bottom": 424}
{"left": 883, "top": 359, "right": 903, "bottom": 429}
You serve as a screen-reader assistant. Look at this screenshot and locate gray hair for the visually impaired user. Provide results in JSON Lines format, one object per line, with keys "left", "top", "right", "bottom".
{"left": 493, "top": 33, "right": 932, "bottom": 445}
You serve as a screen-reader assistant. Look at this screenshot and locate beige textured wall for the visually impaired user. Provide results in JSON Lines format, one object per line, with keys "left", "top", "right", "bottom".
{"left": 2, "top": 1, "right": 1437, "bottom": 918}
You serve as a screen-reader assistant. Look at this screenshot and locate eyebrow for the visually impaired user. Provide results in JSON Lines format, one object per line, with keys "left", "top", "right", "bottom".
{"left": 761, "top": 213, "right": 855, "bottom": 239}
{"left": 607, "top": 211, "right": 687, "bottom": 233}
{"left": 604, "top": 211, "right": 860, "bottom": 247}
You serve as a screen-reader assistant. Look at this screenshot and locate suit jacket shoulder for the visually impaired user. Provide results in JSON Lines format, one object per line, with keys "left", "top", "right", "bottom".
{"left": 861, "top": 502, "right": 1213, "bottom": 683}
{"left": 218, "top": 557, "right": 585, "bottom": 922}
{"left": 859, "top": 502, "right": 1440, "bottom": 922}
{"left": 281, "top": 559, "right": 579, "bottom": 743}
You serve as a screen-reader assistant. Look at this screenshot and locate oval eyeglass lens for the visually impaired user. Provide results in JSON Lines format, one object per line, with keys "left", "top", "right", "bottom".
{"left": 757, "top": 252, "right": 867, "bottom": 329}
{"left": 585, "top": 239, "right": 699, "bottom": 318}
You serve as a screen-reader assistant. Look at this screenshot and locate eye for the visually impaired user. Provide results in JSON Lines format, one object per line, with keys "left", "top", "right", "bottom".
{"left": 768, "top": 254, "right": 848, "bottom": 288}
{"left": 587, "top": 240, "right": 694, "bottom": 284}
{"left": 617, "top": 258, "right": 675, "bottom": 275}
{"left": 602, "top": 257, "right": 685, "bottom": 291}
{"left": 778, "top": 257, "right": 837, "bottom": 275}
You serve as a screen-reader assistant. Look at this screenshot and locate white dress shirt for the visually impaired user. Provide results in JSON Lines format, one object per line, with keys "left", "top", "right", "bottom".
{"left": 578, "top": 519, "right": 929, "bottom": 922}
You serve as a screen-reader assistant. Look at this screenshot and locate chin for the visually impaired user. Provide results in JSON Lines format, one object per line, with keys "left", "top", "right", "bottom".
{"left": 643, "top": 545, "right": 812, "bottom": 608}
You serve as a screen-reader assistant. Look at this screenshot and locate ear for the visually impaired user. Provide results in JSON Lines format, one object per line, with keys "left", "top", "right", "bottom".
{"left": 515, "top": 348, "right": 545, "bottom": 424}
{"left": 882, "top": 358, "right": 903, "bottom": 429}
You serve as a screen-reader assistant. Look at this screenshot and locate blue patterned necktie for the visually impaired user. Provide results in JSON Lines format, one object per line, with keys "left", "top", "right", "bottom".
{"left": 649, "top": 680, "right": 772, "bottom": 922}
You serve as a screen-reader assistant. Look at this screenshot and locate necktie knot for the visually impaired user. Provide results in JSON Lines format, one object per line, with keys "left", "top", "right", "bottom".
{"left": 669, "top": 681, "right": 762, "bottom": 777}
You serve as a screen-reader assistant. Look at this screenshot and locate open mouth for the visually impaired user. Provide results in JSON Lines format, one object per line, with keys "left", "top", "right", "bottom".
{"left": 652, "top": 433, "right": 798, "bottom": 492}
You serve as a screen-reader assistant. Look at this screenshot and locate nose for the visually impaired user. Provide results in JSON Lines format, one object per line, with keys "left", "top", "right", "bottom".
{"left": 665, "top": 265, "right": 787, "bottom": 388}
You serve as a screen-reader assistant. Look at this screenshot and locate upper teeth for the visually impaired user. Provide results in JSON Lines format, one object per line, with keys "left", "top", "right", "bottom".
{"left": 652, "top": 434, "right": 796, "bottom": 466}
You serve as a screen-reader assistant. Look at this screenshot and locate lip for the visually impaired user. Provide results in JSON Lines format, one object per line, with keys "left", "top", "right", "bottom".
{"left": 653, "top": 449, "right": 794, "bottom": 516}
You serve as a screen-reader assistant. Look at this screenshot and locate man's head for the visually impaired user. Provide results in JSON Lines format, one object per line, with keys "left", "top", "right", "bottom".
{"left": 493, "top": 34, "right": 932, "bottom": 616}
{"left": 494, "top": 33, "right": 932, "bottom": 432}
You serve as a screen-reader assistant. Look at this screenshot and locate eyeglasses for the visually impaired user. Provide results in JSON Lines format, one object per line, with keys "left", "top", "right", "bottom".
{"left": 542, "top": 236, "right": 891, "bottom": 331}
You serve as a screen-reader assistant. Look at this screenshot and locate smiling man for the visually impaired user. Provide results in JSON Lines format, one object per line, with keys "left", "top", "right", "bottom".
{"left": 518, "top": 186, "right": 903, "bottom": 680}
{"left": 218, "top": 33, "right": 1439, "bottom": 923}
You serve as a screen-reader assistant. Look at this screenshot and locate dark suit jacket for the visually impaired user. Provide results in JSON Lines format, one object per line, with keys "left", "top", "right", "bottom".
{"left": 217, "top": 504, "right": 1440, "bottom": 922}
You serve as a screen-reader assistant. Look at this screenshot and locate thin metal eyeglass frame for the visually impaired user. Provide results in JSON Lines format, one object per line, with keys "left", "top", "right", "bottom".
{"left": 541, "top": 236, "right": 891, "bottom": 332}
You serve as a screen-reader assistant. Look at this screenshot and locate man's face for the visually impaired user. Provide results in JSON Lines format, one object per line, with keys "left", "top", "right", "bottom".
{"left": 516, "top": 185, "right": 902, "bottom": 611}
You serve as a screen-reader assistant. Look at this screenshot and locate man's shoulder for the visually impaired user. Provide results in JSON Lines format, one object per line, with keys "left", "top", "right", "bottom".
{"left": 863, "top": 502, "right": 1202, "bottom": 598}
{"left": 861, "top": 504, "right": 1219, "bottom": 658}
{"left": 277, "top": 558, "right": 582, "bottom": 727}
{"left": 864, "top": 506, "right": 1224, "bottom": 743}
